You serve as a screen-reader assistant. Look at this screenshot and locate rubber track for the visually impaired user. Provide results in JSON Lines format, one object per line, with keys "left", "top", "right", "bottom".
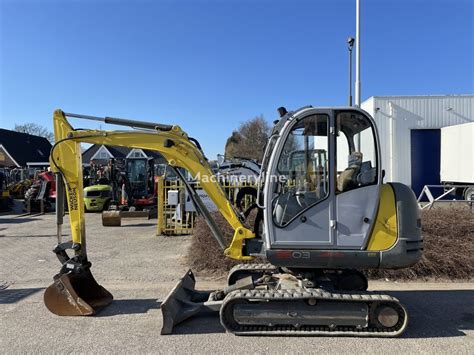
{"left": 220, "top": 288, "right": 408, "bottom": 337}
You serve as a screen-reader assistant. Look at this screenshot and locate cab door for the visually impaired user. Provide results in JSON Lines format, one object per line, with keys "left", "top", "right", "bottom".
{"left": 265, "top": 109, "right": 336, "bottom": 249}
{"left": 334, "top": 111, "right": 381, "bottom": 249}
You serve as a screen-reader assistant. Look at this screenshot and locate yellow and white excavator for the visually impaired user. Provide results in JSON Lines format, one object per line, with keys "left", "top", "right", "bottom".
{"left": 44, "top": 107, "right": 423, "bottom": 337}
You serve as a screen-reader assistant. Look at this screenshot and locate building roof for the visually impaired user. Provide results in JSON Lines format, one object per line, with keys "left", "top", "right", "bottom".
{"left": 364, "top": 94, "right": 474, "bottom": 100}
{"left": 0, "top": 129, "right": 52, "bottom": 167}
{"left": 82, "top": 144, "right": 165, "bottom": 163}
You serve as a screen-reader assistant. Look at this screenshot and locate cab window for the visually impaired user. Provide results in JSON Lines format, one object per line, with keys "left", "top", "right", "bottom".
{"left": 336, "top": 112, "right": 378, "bottom": 193}
{"left": 273, "top": 114, "right": 329, "bottom": 226}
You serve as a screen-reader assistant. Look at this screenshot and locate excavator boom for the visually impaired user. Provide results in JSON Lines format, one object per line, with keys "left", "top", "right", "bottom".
{"left": 44, "top": 109, "right": 255, "bottom": 318}
{"left": 50, "top": 109, "right": 255, "bottom": 258}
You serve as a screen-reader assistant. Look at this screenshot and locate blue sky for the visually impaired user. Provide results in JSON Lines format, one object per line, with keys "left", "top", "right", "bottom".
{"left": 1, "top": 0, "right": 473, "bottom": 158}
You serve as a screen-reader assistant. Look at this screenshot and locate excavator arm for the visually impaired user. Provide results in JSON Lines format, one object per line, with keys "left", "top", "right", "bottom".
{"left": 44, "top": 109, "right": 256, "bottom": 319}
{"left": 50, "top": 109, "right": 255, "bottom": 260}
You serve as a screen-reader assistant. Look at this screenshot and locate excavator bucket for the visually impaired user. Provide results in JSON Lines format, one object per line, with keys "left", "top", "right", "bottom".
{"left": 44, "top": 269, "right": 113, "bottom": 316}
{"left": 102, "top": 210, "right": 121, "bottom": 226}
{"left": 160, "top": 270, "right": 213, "bottom": 335}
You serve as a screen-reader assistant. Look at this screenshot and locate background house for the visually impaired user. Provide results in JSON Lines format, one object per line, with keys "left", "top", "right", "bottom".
{"left": 0, "top": 128, "right": 52, "bottom": 168}
{"left": 82, "top": 144, "right": 166, "bottom": 167}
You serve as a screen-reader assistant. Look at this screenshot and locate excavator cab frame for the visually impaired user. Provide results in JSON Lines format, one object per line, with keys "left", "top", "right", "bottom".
{"left": 125, "top": 156, "right": 154, "bottom": 201}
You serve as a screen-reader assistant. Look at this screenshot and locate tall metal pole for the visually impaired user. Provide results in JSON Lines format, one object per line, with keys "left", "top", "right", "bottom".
{"left": 355, "top": 0, "right": 361, "bottom": 151}
{"left": 355, "top": 0, "right": 361, "bottom": 107}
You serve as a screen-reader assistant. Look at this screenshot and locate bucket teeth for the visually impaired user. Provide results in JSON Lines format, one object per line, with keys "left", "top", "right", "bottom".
{"left": 44, "top": 270, "right": 113, "bottom": 316}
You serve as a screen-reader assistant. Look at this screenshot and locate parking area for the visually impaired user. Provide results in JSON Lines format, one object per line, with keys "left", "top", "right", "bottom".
{"left": 0, "top": 209, "right": 473, "bottom": 353}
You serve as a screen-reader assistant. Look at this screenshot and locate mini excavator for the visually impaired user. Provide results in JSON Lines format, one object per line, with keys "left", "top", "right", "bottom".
{"left": 44, "top": 107, "right": 422, "bottom": 337}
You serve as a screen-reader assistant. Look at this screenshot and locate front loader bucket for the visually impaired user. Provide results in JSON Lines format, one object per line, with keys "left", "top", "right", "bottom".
{"left": 160, "top": 269, "right": 212, "bottom": 335}
{"left": 44, "top": 269, "right": 113, "bottom": 316}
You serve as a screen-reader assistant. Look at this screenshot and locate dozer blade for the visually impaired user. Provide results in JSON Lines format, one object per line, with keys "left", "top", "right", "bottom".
{"left": 161, "top": 269, "right": 213, "bottom": 335}
{"left": 44, "top": 269, "right": 113, "bottom": 316}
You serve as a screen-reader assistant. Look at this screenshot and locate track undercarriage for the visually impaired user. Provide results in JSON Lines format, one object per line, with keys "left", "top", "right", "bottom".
{"left": 160, "top": 264, "right": 407, "bottom": 337}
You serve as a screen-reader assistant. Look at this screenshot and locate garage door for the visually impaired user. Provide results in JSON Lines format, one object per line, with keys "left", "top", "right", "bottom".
{"left": 410, "top": 129, "right": 441, "bottom": 198}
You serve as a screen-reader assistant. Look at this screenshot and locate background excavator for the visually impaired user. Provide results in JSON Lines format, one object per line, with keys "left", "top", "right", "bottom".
{"left": 83, "top": 156, "right": 158, "bottom": 225}
{"left": 84, "top": 157, "right": 157, "bottom": 212}
{"left": 23, "top": 170, "right": 57, "bottom": 213}
{"left": 99, "top": 156, "right": 158, "bottom": 226}
{"left": 44, "top": 108, "right": 422, "bottom": 337}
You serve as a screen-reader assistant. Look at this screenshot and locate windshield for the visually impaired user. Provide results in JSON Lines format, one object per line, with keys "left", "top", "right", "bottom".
{"left": 273, "top": 114, "right": 329, "bottom": 226}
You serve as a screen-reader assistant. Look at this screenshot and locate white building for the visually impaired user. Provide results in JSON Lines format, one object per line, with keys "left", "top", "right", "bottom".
{"left": 361, "top": 95, "right": 474, "bottom": 195}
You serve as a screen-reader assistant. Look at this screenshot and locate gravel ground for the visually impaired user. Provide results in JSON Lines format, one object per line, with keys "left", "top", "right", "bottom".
{"left": 0, "top": 206, "right": 473, "bottom": 354}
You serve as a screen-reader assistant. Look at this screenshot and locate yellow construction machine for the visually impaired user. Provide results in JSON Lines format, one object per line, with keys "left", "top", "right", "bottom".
{"left": 44, "top": 108, "right": 422, "bottom": 336}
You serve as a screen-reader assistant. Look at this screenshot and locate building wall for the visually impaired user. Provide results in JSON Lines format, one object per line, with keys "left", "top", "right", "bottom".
{"left": 361, "top": 95, "right": 474, "bottom": 187}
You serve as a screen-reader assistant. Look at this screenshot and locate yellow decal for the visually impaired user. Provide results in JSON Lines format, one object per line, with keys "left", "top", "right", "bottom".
{"left": 367, "top": 184, "right": 398, "bottom": 251}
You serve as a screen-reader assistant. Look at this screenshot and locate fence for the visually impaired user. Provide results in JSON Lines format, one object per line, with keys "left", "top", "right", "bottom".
{"left": 417, "top": 184, "right": 473, "bottom": 210}
{"left": 156, "top": 177, "right": 257, "bottom": 236}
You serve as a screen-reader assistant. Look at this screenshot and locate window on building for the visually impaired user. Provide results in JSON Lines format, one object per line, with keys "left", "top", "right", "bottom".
{"left": 127, "top": 149, "right": 147, "bottom": 159}
{"left": 97, "top": 151, "right": 110, "bottom": 159}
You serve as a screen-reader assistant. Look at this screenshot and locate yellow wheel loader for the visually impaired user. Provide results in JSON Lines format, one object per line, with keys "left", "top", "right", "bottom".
{"left": 44, "top": 107, "right": 422, "bottom": 337}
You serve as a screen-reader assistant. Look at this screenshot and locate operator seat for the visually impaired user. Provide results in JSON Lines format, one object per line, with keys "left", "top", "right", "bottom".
{"left": 357, "top": 161, "right": 376, "bottom": 185}
{"left": 337, "top": 152, "right": 362, "bottom": 193}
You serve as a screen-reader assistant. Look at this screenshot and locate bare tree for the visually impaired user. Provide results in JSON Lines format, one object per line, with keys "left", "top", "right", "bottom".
{"left": 224, "top": 115, "right": 271, "bottom": 162}
{"left": 14, "top": 123, "right": 54, "bottom": 143}
{"left": 224, "top": 131, "right": 242, "bottom": 161}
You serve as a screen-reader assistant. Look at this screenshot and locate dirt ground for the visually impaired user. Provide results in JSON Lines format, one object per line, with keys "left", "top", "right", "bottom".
{"left": 189, "top": 206, "right": 474, "bottom": 280}
{"left": 0, "top": 204, "right": 473, "bottom": 353}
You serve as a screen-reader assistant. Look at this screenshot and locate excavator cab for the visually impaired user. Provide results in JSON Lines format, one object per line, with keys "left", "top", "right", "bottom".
{"left": 44, "top": 107, "right": 422, "bottom": 336}
{"left": 126, "top": 157, "right": 152, "bottom": 199}
{"left": 161, "top": 107, "right": 421, "bottom": 335}
{"left": 266, "top": 109, "right": 380, "bottom": 253}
